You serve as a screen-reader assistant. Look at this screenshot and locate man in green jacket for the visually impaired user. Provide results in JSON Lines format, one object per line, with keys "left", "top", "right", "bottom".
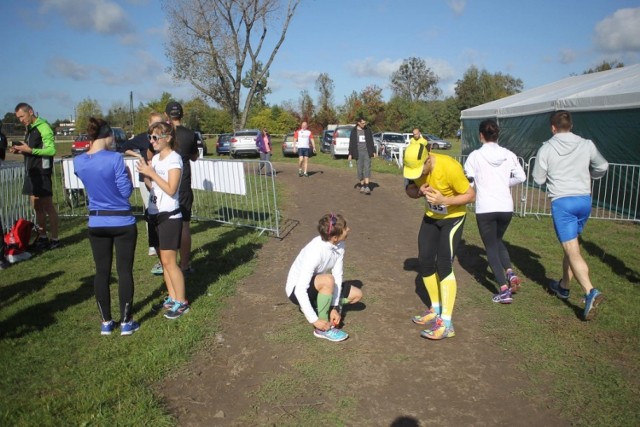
{"left": 11, "top": 103, "right": 60, "bottom": 250}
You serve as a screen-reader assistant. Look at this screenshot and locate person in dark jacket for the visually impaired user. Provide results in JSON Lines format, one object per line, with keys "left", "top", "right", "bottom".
{"left": 347, "top": 117, "right": 376, "bottom": 194}
{"left": 11, "top": 103, "right": 60, "bottom": 250}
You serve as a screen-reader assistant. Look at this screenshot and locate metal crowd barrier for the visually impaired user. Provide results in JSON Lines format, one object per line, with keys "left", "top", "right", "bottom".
{"left": 1, "top": 158, "right": 281, "bottom": 236}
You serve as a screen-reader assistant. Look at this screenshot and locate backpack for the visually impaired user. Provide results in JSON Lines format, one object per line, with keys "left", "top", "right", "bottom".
{"left": 3, "top": 218, "right": 34, "bottom": 263}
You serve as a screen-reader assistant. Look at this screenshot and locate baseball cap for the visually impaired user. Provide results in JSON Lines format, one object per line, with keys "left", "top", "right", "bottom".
{"left": 403, "top": 142, "right": 430, "bottom": 179}
{"left": 165, "top": 101, "right": 183, "bottom": 119}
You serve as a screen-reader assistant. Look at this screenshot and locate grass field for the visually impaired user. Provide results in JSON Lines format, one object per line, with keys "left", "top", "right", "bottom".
{"left": 1, "top": 136, "right": 638, "bottom": 426}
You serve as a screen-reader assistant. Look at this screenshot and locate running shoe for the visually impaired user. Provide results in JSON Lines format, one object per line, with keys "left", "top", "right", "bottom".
{"left": 164, "top": 301, "right": 190, "bottom": 320}
{"left": 364, "top": 186, "right": 371, "bottom": 195}
{"left": 101, "top": 320, "right": 117, "bottom": 336}
{"left": 420, "top": 318, "right": 455, "bottom": 340}
{"left": 360, "top": 186, "right": 366, "bottom": 194}
{"left": 583, "top": 289, "right": 604, "bottom": 321}
{"left": 303, "top": 172, "right": 309, "bottom": 177}
{"left": 120, "top": 320, "right": 140, "bottom": 336}
{"left": 313, "top": 327, "right": 349, "bottom": 342}
{"left": 298, "top": 169, "right": 303, "bottom": 177}
{"left": 150, "top": 261, "right": 163, "bottom": 275}
{"left": 152, "top": 296, "right": 174, "bottom": 312}
{"left": 33, "top": 236, "right": 50, "bottom": 251}
{"left": 148, "top": 247, "right": 157, "bottom": 256}
{"left": 181, "top": 265, "right": 195, "bottom": 275}
{"left": 492, "top": 289, "right": 513, "bottom": 304}
{"left": 48, "top": 239, "right": 61, "bottom": 250}
{"left": 549, "top": 279, "right": 570, "bottom": 299}
{"left": 508, "top": 273, "right": 521, "bottom": 293}
{"left": 412, "top": 307, "right": 438, "bottom": 325}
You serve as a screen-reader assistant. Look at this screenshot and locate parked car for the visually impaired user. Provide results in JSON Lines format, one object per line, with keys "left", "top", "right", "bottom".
{"left": 195, "top": 131, "right": 208, "bottom": 156}
{"left": 424, "top": 134, "right": 452, "bottom": 150}
{"left": 230, "top": 129, "right": 260, "bottom": 158}
{"left": 320, "top": 129, "right": 334, "bottom": 153}
{"left": 330, "top": 125, "right": 355, "bottom": 159}
{"left": 373, "top": 132, "right": 407, "bottom": 156}
{"left": 71, "top": 127, "right": 126, "bottom": 156}
{"left": 282, "top": 132, "right": 296, "bottom": 157}
{"left": 216, "top": 133, "right": 232, "bottom": 155}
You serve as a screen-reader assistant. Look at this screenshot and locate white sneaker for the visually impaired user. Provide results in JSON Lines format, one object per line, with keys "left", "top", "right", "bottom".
{"left": 148, "top": 247, "right": 157, "bottom": 256}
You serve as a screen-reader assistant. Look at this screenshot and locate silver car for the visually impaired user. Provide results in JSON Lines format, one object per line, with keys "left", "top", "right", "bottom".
{"left": 230, "top": 129, "right": 260, "bottom": 158}
{"left": 331, "top": 125, "right": 355, "bottom": 159}
{"left": 425, "top": 134, "right": 453, "bottom": 150}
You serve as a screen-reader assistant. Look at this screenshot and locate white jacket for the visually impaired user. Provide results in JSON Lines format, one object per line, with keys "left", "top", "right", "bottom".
{"left": 464, "top": 142, "right": 526, "bottom": 214}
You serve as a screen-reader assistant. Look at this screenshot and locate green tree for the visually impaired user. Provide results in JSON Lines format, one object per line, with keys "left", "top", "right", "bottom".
{"left": 163, "top": 0, "right": 300, "bottom": 130}
{"left": 583, "top": 60, "right": 624, "bottom": 74}
{"left": 105, "top": 102, "right": 130, "bottom": 129}
{"left": 75, "top": 98, "right": 103, "bottom": 135}
{"left": 454, "top": 65, "right": 523, "bottom": 111}
{"left": 298, "top": 90, "right": 314, "bottom": 123}
{"left": 390, "top": 57, "right": 441, "bottom": 102}
{"left": 314, "top": 73, "right": 337, "bottom": 129}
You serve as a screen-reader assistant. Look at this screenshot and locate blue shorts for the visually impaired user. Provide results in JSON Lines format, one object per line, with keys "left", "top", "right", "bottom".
{"left": 297, "top": 148, "right": 311, "bottom": 158}
{"left": 551, "top": 195, "right": 591, "bottom": 243}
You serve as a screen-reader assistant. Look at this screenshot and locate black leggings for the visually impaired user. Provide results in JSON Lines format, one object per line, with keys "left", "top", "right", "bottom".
{"left": 476, "top": 212, "right": 513, "bottom": 287}
{"left": 418, "top": 215, "right": 465, "bottom": 279}
{"left": 88, "top": 224, "right": 137, "bottom": 322}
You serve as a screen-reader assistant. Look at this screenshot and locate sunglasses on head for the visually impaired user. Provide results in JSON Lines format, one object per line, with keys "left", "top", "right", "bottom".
{"left": 328, "top": 213, "right": 337, "bottom": 234}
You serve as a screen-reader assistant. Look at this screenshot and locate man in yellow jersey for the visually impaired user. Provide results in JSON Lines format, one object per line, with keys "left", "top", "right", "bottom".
{"left": 403, "top": 142, "right": 475, "bottom": 340}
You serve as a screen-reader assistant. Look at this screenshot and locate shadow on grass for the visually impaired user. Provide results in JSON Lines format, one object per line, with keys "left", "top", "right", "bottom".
{"left": 456, "top": 240, "right": 498, "bottom": 294}
{"left": 0, "top": 272, "right": 92, "bottom": 339}
{"left": 340, "top": 280, "right": 366, "bottom": 324}
{"left": 581, "top": 238, "right": 640, "bottom": 285}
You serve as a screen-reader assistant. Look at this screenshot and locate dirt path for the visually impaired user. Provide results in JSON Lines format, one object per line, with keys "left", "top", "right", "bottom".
{"left": 162, "top": 161, "right": 568, "bottom": 426}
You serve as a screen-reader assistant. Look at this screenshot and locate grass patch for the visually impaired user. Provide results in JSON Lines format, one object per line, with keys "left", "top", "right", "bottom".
{"left": 0, "top": 217, "right": 267, "bottom": 426}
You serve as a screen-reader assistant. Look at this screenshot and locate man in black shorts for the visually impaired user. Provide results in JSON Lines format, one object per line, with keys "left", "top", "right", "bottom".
{"left": 11, "top": 103, "right": 60, "bottom": 250}
{"left": 165, "top": 101, "right": 199, "bottom": 273}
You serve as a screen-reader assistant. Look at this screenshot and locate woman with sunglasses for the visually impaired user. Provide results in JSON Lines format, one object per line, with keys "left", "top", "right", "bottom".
{"left": 403, "top": 142, "right": 475, "bottom": 340}
{"left": 137, "top": 122, "right": 189, "bottom": 320}
{"left": 73, "top": 117, "right": 139, "bottom": 336}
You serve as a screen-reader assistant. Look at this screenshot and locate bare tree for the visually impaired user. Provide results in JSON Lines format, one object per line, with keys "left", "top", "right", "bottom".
{"left": 163, "top": 0, "right": 300, "bottom": 129}
{"left": 390, "top": 57, "right": 441, "bottom": 102}
{"left": 314, "top": 73, "right": 337, "bottom": 128}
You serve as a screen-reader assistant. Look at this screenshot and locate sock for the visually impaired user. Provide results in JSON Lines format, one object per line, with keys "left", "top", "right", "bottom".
{"left": 316, "top": 293, "right": 332, "bottom": 322}
{"left": 439, "top": 273, "right": 457, "bottom": 328}
{"left": 500, "top": 284, "right": 509, "bottom": 292}
{"left": 422, "top": 274, "right": 441, "bottom": 315}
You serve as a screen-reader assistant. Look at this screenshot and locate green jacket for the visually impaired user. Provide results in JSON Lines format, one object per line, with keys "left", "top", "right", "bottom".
{"left": 25, "top": 117, "right": 56, "bottom": 175}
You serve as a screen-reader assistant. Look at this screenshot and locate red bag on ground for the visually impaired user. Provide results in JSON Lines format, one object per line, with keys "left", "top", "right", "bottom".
{"left": 4, "top": 218, "right": 34, "bottom": 263}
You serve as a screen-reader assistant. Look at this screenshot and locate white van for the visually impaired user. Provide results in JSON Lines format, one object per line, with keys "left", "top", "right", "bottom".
{"left": 330, "top": 125, "right": 355, "bottom": 159}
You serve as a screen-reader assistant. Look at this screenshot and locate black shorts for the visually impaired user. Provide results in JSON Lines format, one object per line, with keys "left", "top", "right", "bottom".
{"left": 179, "top": 188, "right": 193, "bottom": 222}
{"left": 288, "top": 275, "right": 352, "bottom": 311}
{"left": 148, "top": 217, "right": 182, "bottom": 250}
{"left": 23, "top": 174, "right": 53, "bottom": 197}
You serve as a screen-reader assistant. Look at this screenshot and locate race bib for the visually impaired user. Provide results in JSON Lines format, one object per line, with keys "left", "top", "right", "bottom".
{"left": 426, "top": 200, "right": 448, "bottom": 215}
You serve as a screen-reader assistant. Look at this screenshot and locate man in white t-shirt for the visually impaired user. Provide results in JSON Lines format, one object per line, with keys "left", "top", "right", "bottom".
{"left": 293, "top": 121, "right": 316, "bottom": 177}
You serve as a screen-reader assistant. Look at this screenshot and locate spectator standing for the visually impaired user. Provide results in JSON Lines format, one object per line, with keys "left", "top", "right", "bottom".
{"left": 0, "top": 122, "right": 9, "bottom": 270}
{"left": 285, "top": 213, "right": 363, "bottom": 342}
{"left": 73, "top": 118, "right": 139, "bottom": 336}
{"left": 403, "top": 142, "right": 475, "bottom": 340}
{"left": 463, "top": 119, "right": 526, "bottom": 304}
{"left": 11, "top": 103, "right": 60, "bottom": 250}
{"left": 256, "top": 128, "right": 274, "bottom": 176}
{"left": 293, "top": 121, "right": 315, "bottom": 177}
{"left": 409, "top": 128, "right": 428, "bottom": 145}
{"left": 165, "top": 101, "right": 199, "bottom": 274}
{"left": 119, "top": 112, "right": 164, "bottom": 257}
{"left": 137, "top": 121, "right": 189, "bottom": 320}
{"left": 532, "top": 110, "right": 609, "bottom": 320}
{"left": 348, "top": 117, "right": 376, "bottom": 194}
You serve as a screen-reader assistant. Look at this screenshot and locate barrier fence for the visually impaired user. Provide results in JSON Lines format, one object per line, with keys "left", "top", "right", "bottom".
{"left": 1, "top": 157, "right": 281, "bottom": 236}
{"left": 1, "top": 155, "right": 638, "bottom": 236}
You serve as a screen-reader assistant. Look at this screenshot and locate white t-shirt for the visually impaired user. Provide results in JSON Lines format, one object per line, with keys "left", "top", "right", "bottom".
{"left": 285, "top": 235, "right": 344, "bottom": 324}
{"left": 148, "top": 150, "right": 182, "bottom": 218}
{"left": 294, "top": 129, "right": 313, "bottom": 149}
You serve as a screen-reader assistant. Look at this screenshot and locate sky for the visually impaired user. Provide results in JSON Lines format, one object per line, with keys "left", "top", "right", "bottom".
{"left": 1, "top": 0, "right": 639, "bottom": 122}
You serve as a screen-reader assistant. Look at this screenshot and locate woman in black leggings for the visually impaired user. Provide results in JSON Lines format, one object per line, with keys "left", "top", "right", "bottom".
{"left": 73, "top": 118, "right": 139, "bottom": 335}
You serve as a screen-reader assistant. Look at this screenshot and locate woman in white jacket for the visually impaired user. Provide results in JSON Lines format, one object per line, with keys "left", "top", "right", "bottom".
{"left": 464, "top": 119, "right": 526, "bottom": 304}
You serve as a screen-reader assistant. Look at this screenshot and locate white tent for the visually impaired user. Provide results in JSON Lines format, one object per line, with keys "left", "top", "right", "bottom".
{"left": 460, "top": 64, "right": 640, "bottom": 163}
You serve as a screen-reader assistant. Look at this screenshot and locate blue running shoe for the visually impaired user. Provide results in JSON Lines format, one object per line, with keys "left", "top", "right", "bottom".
{"left": 152, "top": 296, "right": 174, "bottom": 312}
{"left": 101, "top": 320, "right": 116, "bottom": 336}
{"left": 120, "top": 320, "right": 140, "bottom": 336}
{"left": 164, "top": 301, "right": 190, "bottom": 320}
{"left": 492, "top": 289, "right": 513, "bottom": 304}
{"left": 313, "top": 327, "right": 349, "bottom": 342}
{"left": 583, "top": 289, "right": 604, "bottom": 321}
{"left": 549, "top": 279, "right": 570, "bottom": 299}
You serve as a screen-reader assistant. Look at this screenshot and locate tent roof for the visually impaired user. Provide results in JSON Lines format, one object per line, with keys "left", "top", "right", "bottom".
{"left": 461, "top": 64, "right": 640, "bottom": 119}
